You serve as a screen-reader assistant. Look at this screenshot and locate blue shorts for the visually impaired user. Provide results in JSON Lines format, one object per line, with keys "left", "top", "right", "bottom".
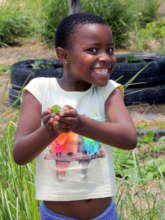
{"left": 39, "top": 200, "right": 118, "bottom": 220}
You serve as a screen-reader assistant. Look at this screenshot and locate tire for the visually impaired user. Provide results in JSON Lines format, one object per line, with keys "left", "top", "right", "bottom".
{"left": 124, "top": 84, "right": 165, "bottom": 105}
{"left": 112, "top": 54, "right": 165, "bottom": 87}
{"left": 10, "top": 59, "right": 63, "bottom": 89}
{"left": 116, "top": 53, "right": 164, "bottom": 63}
{"left": 9, "top": 88, "right": 21, "bottom": 107}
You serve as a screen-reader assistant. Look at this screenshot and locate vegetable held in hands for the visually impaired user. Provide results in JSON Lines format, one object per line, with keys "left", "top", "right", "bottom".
{"left": 51, "top": 105, "right": 63, "bottom": 113}
{"left": 48, "top": 105, "right": 80, "bottom": 133}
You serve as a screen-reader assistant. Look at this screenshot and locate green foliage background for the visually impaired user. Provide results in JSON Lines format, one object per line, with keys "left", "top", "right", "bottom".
{"left": 0, "top": 0, "right": 163, "bottom": 48}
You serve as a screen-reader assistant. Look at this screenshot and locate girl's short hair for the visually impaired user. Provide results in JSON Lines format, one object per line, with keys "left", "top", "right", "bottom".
{"left": 55, "top": 13, "right": 107, "bottom": 48}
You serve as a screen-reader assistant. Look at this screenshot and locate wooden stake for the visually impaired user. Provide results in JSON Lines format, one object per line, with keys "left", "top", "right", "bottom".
{"left": 68, "top": 0, "right": 80, "bottom": 14}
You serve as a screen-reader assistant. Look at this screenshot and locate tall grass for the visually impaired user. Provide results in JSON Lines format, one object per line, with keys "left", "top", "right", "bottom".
{"left": 0, "top": 122, "right": 164, "bottom": 219}
{"left": 116, "top": 179, "right": 165, "bottom": 220}
{"left": 0, "top": 122, "right": 38, "bottom": 220}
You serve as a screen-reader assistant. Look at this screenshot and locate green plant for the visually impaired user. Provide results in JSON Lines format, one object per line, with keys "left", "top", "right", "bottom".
{"left": 0, "top": 122, "right": 39, "bottom": 220}
{"left": 116, "top": 179, "right": 164, "bottom": 220}
{"left": 39, "top": 0, "right": 141, "bottom": 47}
{"left": 125, "top": 54, "right": 146, "bottom": 63}
{"left": 30, "top": 59, "right": 57, "bottom": 69}
{"left": 138, "top": 131, "right": 155, "bottom": 144}
{"left": 133, "top": 18, "right": 165, "bottom": 50}
{"left": 0, "top": 2, "right": 31, "bottom": 47}
{"left": 138, "top": 0, "right": 161, "bottom": 27}
{"left": 81, "top": 0, "right": 138, "bottom": 48}
{"left": 0, "top": 64, "right": 10, "bottom": 73}
{"left": 41, "top": 0, "right": 68, "bottom": 45}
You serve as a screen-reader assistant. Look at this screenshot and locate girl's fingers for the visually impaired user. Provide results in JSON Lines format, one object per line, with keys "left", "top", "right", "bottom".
{"left": 42, "top": 114, "right": 52, "bottom": 125}
{"left": 60, "top": 117, "right": 77, "bottom": 123}
{"left": 63, "top": 105, "right": 74, "bottom": 110}
{"left": 60, "top": 110, "right": 78, "bottom": 118}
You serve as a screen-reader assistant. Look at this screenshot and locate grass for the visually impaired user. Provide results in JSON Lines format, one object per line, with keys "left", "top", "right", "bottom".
{"left": 0, "top": 64, "right": 11, "bottom": 73}
{"left": 0, "top": 122, "right": 39, "bottom": 220}
{"left": 134, "top": 118, "right": 165, "bottom": 129}
{"left": 0, "top": 119, "right": 164, "bottom": 219}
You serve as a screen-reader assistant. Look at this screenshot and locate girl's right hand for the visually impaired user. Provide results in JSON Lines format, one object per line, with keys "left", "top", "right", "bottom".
{"left": 42, "top": 109, "right": 61, "bottom": 134}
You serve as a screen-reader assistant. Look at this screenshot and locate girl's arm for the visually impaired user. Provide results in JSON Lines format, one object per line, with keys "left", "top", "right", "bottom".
{"left": 76, "top": 88, "right": 137, "bottom": 150}
{"left": 13, "top": 91, "right": 58, "bottom": 165}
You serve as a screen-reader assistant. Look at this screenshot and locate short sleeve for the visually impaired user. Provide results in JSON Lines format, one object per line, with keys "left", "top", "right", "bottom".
{"left": 23, "top": 77, "right": 46, "bottom": 104}
{"left": 99, "top": 80, "right": 124, "bottom": 101}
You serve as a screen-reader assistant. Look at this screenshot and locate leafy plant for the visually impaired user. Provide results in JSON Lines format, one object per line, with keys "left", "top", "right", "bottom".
{"left": 0, "top": 4, "right": 30, "bottom": 47}
{"left": 137, "top": 0, "right": 161, "bottom": 27}
{"left": 41, "top": 0, "right": 68, "bottom": 45}
{"left": 133, "top": 18, "right": 165, "bottom": 50}
{"left": 0, "top": 64, "right": 10, "bottom": 73}
{"left": 125, "top": 54, "right": 145, "bottom": 63}
{"left": 30, "top": 59, "right": 58, "bottom": 69}
{"left": 138, "top": 131, "right": 155, "bottom": 144}
{"left": 81, "top": 0, "right": 138, "bottom": 48}
{"left": 143, "top": 159, "right": 165, "bottom": 179}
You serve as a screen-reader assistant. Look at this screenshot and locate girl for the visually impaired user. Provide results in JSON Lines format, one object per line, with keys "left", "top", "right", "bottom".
{"left": 13, "top": 13, "right": 137, "bottom": 220}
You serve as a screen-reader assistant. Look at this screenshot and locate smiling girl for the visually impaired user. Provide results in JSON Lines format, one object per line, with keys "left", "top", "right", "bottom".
{"left": 13, "top": 13, "right": 137, "bottom": 220}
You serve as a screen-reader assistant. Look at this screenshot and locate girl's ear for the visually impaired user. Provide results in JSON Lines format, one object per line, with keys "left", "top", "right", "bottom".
{"left": 56, "top": 47, "right": 68, "bottom": 65}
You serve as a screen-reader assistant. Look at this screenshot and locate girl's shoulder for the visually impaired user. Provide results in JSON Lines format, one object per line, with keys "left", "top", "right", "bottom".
{"left": 24, "top": 77, "right": 59, "bottom": 92}
{"left": 96, "top": 80, "right": 123, "bottom": 100}
{"left": 105, "top": 80, "right": 123, "bottom": 91}
{"left": 98, "top": 80, "right": 124, "bottom": 95}
{"left": 27, "top": 77, "right": 56, "bottom": 86}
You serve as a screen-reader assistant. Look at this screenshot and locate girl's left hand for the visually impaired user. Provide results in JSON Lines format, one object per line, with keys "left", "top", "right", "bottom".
{"left": 55, "top": 105, "right": 80, "bottom": 133}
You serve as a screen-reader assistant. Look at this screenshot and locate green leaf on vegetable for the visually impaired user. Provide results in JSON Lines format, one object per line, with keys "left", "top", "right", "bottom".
{"left": 51, "top": 105, "right": 62, "bottom": 113}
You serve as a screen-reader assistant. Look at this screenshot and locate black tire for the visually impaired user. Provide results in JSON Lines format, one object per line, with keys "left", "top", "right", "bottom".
{"left": 10, "top": 59, "right": 63, "bottom": 89}
{"left": 9, "top": 88, "right": 21, "bottom": 107}
{"left": 112, "top": 54, "right": 165, "bottom": 87}
{"left": 116, "top": 53, "right": 164, "bottom": 63}
{"left": 124, "top": 84, "right": 165, "bottom": 105}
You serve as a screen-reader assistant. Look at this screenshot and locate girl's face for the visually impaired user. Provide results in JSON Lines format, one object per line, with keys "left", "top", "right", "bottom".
{"left": 59, "top": 23, "right": 116, "bottom": 89}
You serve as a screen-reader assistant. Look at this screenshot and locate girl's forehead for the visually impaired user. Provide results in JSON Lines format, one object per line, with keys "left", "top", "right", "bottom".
{"left": 71, "top": 23, "right": 113, "bottom": 44}
{"left": 74, "top": 23, "right": 111, "bottom": 34}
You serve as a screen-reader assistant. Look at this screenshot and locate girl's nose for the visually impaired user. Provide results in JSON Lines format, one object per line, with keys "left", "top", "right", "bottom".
{"left": 98, "top": 52, "right": 111, "bottom": 63}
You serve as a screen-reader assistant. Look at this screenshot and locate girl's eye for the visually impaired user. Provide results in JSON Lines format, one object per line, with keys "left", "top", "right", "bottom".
{"left": 107, "top": 48, "right": 114, "bottom": 54}
{"left": 86, "top": 48, "right": 98, "bottom": 54}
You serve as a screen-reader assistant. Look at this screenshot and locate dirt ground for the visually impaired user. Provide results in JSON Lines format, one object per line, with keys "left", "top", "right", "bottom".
{"left": 0, "top": 39, "right": 165, "bottom": 131}
{"left": 0, "top": 39, "right": 134, "bottom": 65}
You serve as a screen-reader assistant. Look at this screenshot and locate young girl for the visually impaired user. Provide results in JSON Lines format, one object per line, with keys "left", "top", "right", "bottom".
{"left": 13, "top": 13, "right": 137, "bottom": 220}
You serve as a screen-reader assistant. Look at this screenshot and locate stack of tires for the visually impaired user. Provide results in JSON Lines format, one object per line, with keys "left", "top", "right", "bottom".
{"left": 112, "top": 53, "right": 165, "bottom": 105}
{"left": 9, "top": 59, "right": 63, "bottom": 107}
{"left": 9, "top": 53, "right": 165, "bottom": 107}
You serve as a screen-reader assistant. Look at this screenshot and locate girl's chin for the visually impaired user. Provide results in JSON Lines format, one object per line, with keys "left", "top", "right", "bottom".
{"left": 93, "top": 79, "right": 109, "bottom": 87}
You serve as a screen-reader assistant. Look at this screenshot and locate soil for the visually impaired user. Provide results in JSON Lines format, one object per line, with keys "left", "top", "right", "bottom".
{"left": 0, "top": 39, "right": 165, "bottom": 131}
{"left": 0, "top": 39, "right": 56, "bottom": 65}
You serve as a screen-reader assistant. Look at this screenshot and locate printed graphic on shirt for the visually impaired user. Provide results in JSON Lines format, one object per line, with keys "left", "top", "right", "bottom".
{"left": 44, "top": 116, "right": 105, "bottom": 180}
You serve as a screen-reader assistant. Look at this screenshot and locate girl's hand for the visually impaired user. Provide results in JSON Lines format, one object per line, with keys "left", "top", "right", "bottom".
{"left": 56, "top": 105, "right": 80, "bottom": 133}
{"left": 42, "top": 109, "right": 60, "bottom": 133}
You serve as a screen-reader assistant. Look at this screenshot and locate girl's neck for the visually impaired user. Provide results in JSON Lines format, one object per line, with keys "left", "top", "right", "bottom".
{"left": 57, "top": 77, "right": 91, "bottom": 92}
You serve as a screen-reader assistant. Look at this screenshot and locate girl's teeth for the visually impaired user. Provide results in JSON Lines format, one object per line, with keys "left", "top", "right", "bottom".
{"left": 95, "top": 69, "right": 108, "bottom": 75}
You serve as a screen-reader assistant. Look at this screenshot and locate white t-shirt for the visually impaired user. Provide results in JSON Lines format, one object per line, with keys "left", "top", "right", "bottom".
{"left": 24, "top": 77, "right": 122, "bottom": 201}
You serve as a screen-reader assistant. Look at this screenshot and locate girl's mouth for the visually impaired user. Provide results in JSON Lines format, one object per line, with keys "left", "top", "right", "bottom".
{"left": 93, "top": 63, "right": 112, "bottom": 75}
{"left": 94, "top": 68, "right": 109, "bottom": 75}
